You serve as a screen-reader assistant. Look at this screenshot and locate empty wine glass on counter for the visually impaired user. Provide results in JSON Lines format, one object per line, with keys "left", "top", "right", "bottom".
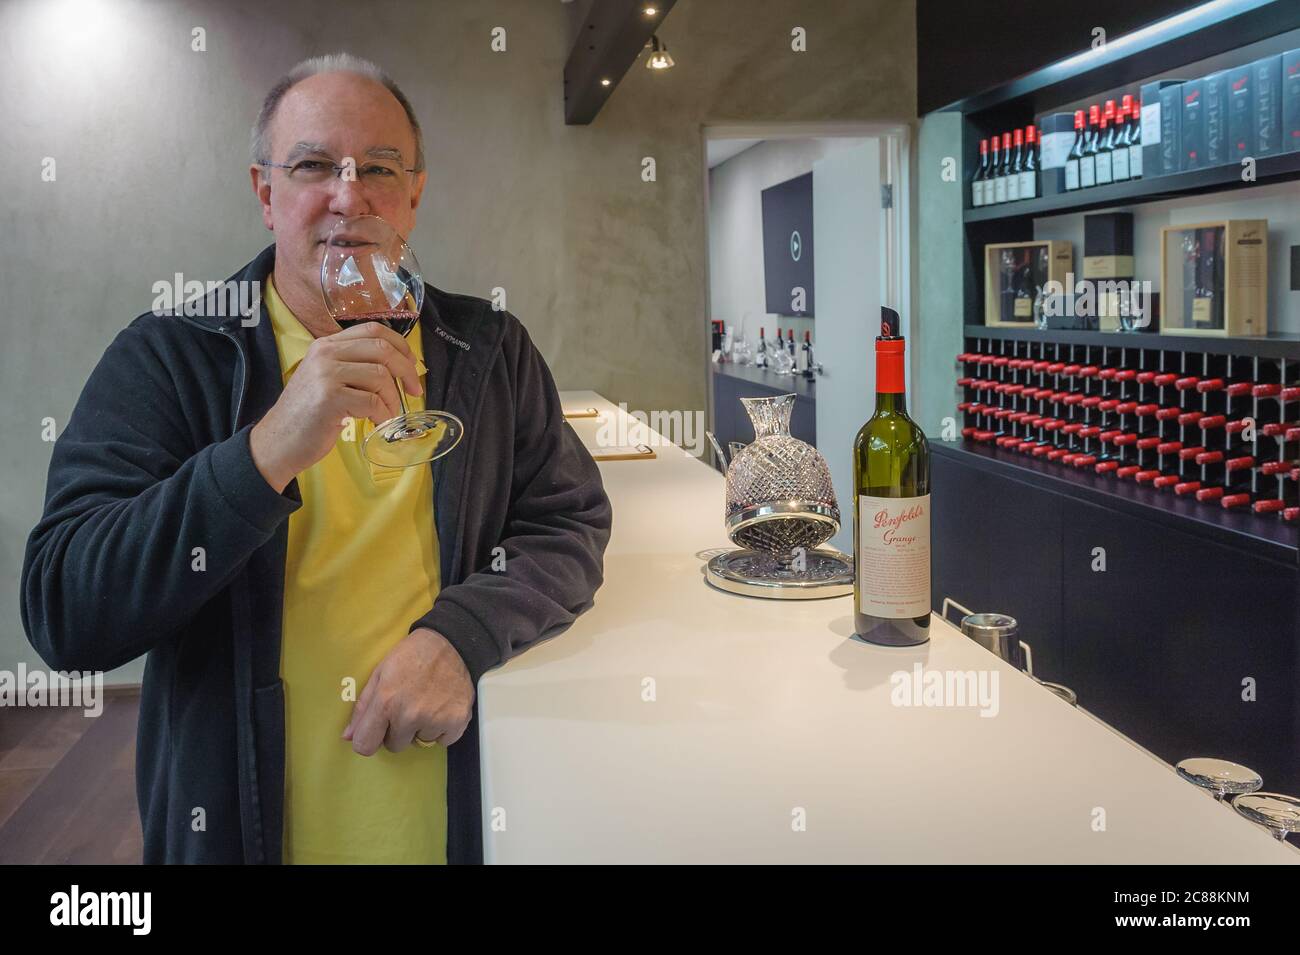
{"left": 1231, "top": 792, "right": 1300, "bottom": 841}
{"left": 734, "top": 333, "right": 753, "bottom": 365}
{"left": 1175, "top": 758, "right": 1263, "bottom": 801}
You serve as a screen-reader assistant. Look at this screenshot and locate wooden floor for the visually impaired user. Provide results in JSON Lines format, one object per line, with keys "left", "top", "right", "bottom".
{"left": 0, "top": 690, "right": 142, "bottom": 864}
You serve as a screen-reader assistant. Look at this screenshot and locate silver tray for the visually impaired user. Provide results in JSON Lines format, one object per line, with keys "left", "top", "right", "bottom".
{"left": 705, "top": 548, "right": 854, "bottom": 600}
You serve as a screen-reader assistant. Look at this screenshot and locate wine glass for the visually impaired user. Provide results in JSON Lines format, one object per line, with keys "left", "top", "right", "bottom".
{"left": 320, "top": 215, "right": 464, "bottom": 468}
{"left": 1174, "top": 757, "right": 1263, "bottom": 802}
{"left": 1231, "top": 792, "right": 1300, "bottom": 841}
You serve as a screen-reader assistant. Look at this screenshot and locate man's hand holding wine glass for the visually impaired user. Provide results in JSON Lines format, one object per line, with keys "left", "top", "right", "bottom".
{"left": 248, "top": 322, "right": 423, "bottom": 494}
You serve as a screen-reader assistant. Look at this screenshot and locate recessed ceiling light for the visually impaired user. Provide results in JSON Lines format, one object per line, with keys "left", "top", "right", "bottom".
{"left": 600, "top": 78, "right": 611, "bottom": 86}
{"left": 644, "top": 5, "right": 657, "bottom": 14}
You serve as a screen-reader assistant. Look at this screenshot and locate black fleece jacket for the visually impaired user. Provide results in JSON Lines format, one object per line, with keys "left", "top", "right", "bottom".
{"left": 20, "top": 244, "right": 612, "bottom": 864}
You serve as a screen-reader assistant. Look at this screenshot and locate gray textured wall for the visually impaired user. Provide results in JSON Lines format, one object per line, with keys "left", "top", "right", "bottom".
{"left": 0, "top": 0, "right": 916, "bottom": 681}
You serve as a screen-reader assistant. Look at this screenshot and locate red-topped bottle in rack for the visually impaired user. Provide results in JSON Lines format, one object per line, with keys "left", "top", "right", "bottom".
{"left": 1020, "top": 125, "right": 1039, "bottom": 200}
{"left": 972, "top": 138, "right": 990, "bottom": 207}
{"left": 1080, "top": 105, "right": 1100, "bottom": 187}
{"left": 1065, "top": 110, "right": 1085, "bottom": 191}
{"left": 1112, "top": 100, "right": 1131, "bottom": 181}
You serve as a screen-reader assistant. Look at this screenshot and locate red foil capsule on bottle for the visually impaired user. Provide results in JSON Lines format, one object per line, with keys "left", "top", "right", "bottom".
{"left": 1286, "top": 428, "right": 1300, "bottom": 443}
{"left": 1116, "top": 465, "right": 1141, "bottom": 478}
{"left": 1195, "top": 378, "right": 1225, "bottom": 393}
{"left": 1062, "top": 423, "right": 1083, "bottom": 434}
{"left": 1062, "top": 364, "right": 1081, "bottom": 376}
{"left": 1078, "top": 366, "right": 1099, "bottom": 378}
{"left": 1225, "top": 382, "right": 1252, "bottom": 397}
{"left": 1095, "top": 460, "right": 1120, "bottom": 473}
{"left": 1284, "top": 507, "right": 1300, "bottom": 521}
{"left": 1174, "top": 481, "right": 1201, "bottom": 496}
{"left": 1282, "top": 387, "right": 1300, "bottom": 402}
{"left": 1195, "top": 450, "right": 1224, "bottom": 465}
{"left": 1225, "top": 419, "right": 1248, "bottom": 434}
{"left": 1221, "top": 493, "right": 1251, "bottom": 509}
{"left": 1136, "top": 371, "right": 1157, "bottom": 384}
{"left": 1178, "top": 411, "right": 1203, "bottom": 426}
{"left": 1097, "top": 367, "right": 1117, "bottom": 380}
{"left": 1032, "top": 445, "right": 1052, "bottom": 457}
{"left": 1135, "top": 470, "right": 1161, "bottom": 483}
{"left": 1114, "top": 369, "right": 1137, "bottom": 382}
{"left": 1135, "top": 404, "right": 1158, "bottom": 416}
{"left": 1064, "top": 393, "right": 1085, "bottom": 406}
{"left": 957, "top": 377, "right": 975, "bottom": 387}
{"left": 1252, "top": 383, "right": 1282, "bottom": 397}
{"left": 974, "top": 430, "right": 994, "bottom": 442}
{"left": 1175, "top": 376, "right": 1200, "bottom": 391}
{"left": 1178, "top": 446, "right": 1207, "bottom": 460}
{"left": 1072, "top": 455, "right": 1097, "bottom": 467}
{"left": 1032, "top": 361, "right": 1050, "bottom": 372}
{"left": 1156, "top": 441, "right": 1182, "bottom": 454}
{"left": 1048, "top": 449, "right": 1069, "bottom": 461}
{"left": 1253, "top": 499, "right": 1286, "bottom": 513}
{"left": 1082, "top": 396, "right": 1102, "bottom": 407}
{"left": 1113, "top": 433, "right": 1138, "bottom": 446}
{"left": 1155, "top": 407, "right": 1181, "bottom": 420}
{"left": 1115, "top": 402, "right": 1138, "bottom": 413}
{"left": 1046, "top": 363, "right": 1065, "bottom": 374}
{"left": 1099, "top": 429, "right": 1122, "bottom": 442}
{"left": 1061, "top": 452, "right": 1081, "bottom": 464}
{"left": 1099, "top": 399, "right": 1120, "bottom": 412}
{"left": 1153, "top": 373, "right": 1178, "bottom": 386}
{"left": 1136, "top": 436, "right": 1161, "bottom": 450}
{"left": 1198, "top": 415, "right": 1227, "bottom": 430}
{"left": 1260, "top": 460, "right": 1291, "bottom": 475}
{"left": 1153, "top": 474, "right": 1180, "bottom": 488}
{"left": 1226, "top": 456, "right": 1255, "bottom": 472}
{"left": 1078, "top": 426, "right": 1101, "bottom": 438}
{"left": 1195, "top": 487, "right": 1225, "bottom": 502}
{"left": 992, "top": 356, "right": 1010, "bottom": 366}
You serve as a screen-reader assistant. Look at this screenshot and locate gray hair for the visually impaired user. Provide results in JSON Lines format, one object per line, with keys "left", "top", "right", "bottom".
{"left": 250, "top": 53, "right": 425, "bottom": 172}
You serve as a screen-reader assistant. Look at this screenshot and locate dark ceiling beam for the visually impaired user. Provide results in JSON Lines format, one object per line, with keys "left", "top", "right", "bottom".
{"left": 563, "top": 0, "right": 677, "bottom": 125}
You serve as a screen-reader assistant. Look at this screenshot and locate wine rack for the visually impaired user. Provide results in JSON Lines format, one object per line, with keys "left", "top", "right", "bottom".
{"left": 956, "top": 334, "right": 1300, "bottom": 522}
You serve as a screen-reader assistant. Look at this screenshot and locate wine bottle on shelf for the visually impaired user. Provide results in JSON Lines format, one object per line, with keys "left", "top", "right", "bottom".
{"left": 797, "top": 330, "right": 810, "bottom": 373}
{"left": 1112, "top": 100, "right": 1131, "bottom": 181}
{"left": 1020, "top": 125, "right": 1039, "bottom": 200}
{"left": 992, "top": 133, "right": 1007, "bottom": 204}
{"left": 1065, "top": 110, "right": 1085, "bottom": 190}
{"left": 972, "top": 138, "right": 989, "bottom": 207}
{"left": 787, "top": 327, "right": 797, "bottom": 359}
{"left": 853, "top": 307, "right": 931, "bottom": 647}
{"left": 1008, "top": 128, "right": 1023, "bottom": 201}
{"left": 1080, "top": 105, "right": 1099, "bottom": 187}
{"left": 1095, "top": 102, "right": 1114, "bottom": 185}
{"left": 1125, "top": 94, "right": 1143, "bottom": 178}
{"left": 755, "top": 327, "right": 768, "bottom": 368}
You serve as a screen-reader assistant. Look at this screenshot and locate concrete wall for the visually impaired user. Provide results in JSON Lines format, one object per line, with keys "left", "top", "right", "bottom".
{"left": 0, "top": 0, "right": 916, "bottom": 680}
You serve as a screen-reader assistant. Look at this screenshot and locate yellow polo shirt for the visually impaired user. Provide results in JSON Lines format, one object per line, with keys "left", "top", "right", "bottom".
{"left": 265, "top": 274, "right": 447, "bottom": 865}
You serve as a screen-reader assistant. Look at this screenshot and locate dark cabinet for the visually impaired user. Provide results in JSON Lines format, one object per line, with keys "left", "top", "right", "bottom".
{"left": 712, "top": 366, "right": 815, "bottom": 451}
{"left": 933, "top": 445, "right": 1300, "bottom": 795}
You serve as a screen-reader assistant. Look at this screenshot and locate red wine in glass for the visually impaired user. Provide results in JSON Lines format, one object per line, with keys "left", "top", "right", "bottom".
{"left": 334, "top": 309, "right": 419, "bottom": 337}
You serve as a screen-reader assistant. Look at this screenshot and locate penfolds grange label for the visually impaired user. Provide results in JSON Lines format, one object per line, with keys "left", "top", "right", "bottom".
{"left": 856, "top": 494, "right": 931, "bottom": 619}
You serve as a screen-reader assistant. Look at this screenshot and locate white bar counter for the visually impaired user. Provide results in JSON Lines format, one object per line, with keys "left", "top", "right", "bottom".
{"left": 475, "top": 390, "right": 1298, "bottom": 864}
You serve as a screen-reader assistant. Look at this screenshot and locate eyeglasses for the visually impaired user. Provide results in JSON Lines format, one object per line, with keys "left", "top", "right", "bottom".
{"left": 258, "top": 155, "right": 419, "bottom": 193}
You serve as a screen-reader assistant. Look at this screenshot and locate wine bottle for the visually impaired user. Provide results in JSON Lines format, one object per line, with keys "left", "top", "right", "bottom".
{"left": 756, "top": 327, "right": 768, "bottom": 368}
{"left": 992, "top": 133, "right": 1007, "bottom": 204}
{"left": 798, "top": 330, "right": 811, "bottom": 374}
{"left": 1007, "top": 128, "right": 1023, "bottom": 201}
{"left": 1065, "top": 110, "right": 1085, "bottom": 190}
{"left": 972, "top": 138, "right": 989, "bottom": 207}
{"left": 853, "top": 307, "right": 931, "bottom": 647}
{"left": 1112, "top": 100, "right": 1131, "bottom": 181}
{"left": 1080, "top": 105, "right": 1099, "bottom": 187}
{"left": 1126, "top": 94, "right": 1143, "bottom": 178}
{"left": 1095, "top": 102, "right": 1114, "bottom": 185}
{"left": 1019, "top": 125, "right": 1038, "bottom": 199}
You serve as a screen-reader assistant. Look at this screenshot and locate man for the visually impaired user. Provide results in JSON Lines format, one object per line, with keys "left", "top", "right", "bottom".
{"left": 20, "top": 53, "right": 612, "bottom": 864}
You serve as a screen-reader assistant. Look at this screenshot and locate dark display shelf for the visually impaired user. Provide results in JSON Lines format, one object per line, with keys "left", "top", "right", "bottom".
{"left": 964, "top": 151, "right": 1300, "bottom": 223}
{"left": 935, "top": 442, "right": 1297, "bottom": 563}
{"left": 711, "top": 361, "right": 816, "bottom": 399}
{"left": 964, "top": 325, "right": 1300, "bottom": 361}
